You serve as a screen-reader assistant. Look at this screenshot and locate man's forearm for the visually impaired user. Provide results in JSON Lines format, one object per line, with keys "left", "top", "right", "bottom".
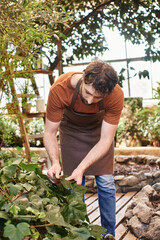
{"left": 43, "top": 132, "right": 60, "bottom": 165}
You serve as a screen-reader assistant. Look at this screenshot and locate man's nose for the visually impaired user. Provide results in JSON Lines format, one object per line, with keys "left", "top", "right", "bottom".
{"left": 87, "top": 96, "right": 93, "bottom": 104}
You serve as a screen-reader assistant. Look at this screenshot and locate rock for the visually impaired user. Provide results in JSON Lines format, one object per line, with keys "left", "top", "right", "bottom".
{"left": 133, "top": 191, "right": 152, "bottom": 207}
{"left": 132, "top": 202, "right": 153, "bottom": 224}
{"left": 156, "top": 204, "right": 160, "bottom": 211}
{"left": 145, "top": 216, "right": 160, "bottom": 240}
{"left": 135, "top": 155, "right": 148, "bottom": 164}
{"left": 153, "top": 170, "right": 160, "bottom": 179}
{"left": 152, "top": 183, "right": 160, "bottom": 192}
{"left": 127, "top": 215, "right": 148, "bottom": 238}
{"left": 114, "top": 175, "right": 125, "bottom": 181}
{"left": 125, "top": 209, "right": 133, "bottom": 219}
{"left": 118, "top": 176, "right": 139, "bottom": 186}
{"left": 120, "top": 186, "right": 140, "bottom": 193}
{"left": 148, "top": 192, "right": 160, "bottom": 202}
{"left": 145, "top": 172, "right": 153, "bottom": 179}
{"left": 133, "top": 171, "right": 147, "bottom": 181}
{"left": 115, "top": 155, "right": 131, "bottom": 163}
{"left": 154, "top": 177, "right": 160, "bottom": 184}
{"left": 156, "top": 158, "right": 160, "bottom": 167}
{"left": 139, "top": 180, "right": 149, "bottom": 188}
{"left": 125, "top": 185, "right": 160, "bottom": 240}
{"left": 142, "top": 185, "right": 155, "bottom": 196}
{"left": 155, "top": 211, "right": 160, "bottom": 216}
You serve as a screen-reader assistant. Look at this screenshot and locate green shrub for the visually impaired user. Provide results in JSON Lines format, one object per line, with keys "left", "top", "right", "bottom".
{"left": 0, "top": 115, "right": 22, "bottom": 149}
{"left": 0, "top": 160, "right": 106, "bottom": 240}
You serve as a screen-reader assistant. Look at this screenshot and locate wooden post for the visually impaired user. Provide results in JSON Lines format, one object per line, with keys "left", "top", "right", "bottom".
{"left": 57, "top": 41, "right": 63, "bottom": 76}
{"left": 8, "top": 75, "right": 31, "bottom": 162}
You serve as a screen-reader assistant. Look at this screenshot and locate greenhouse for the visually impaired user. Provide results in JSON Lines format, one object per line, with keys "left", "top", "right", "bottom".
{"left": 0, "top": 1, "right": 160, "bottom": 240}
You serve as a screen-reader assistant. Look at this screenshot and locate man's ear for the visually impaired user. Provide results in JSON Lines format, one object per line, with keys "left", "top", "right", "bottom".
{"left": 82, "top": 71, "right": 85, "bottom": 80}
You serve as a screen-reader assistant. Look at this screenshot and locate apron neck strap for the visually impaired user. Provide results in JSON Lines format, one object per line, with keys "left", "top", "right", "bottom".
{"left": 70, "top": 78, "right": 82, "bottom": 108}
{"left": 99, "top": 100, "right": 104, "bottom": 111}
{"left": 70, "top": 78, "right": 104, "bottom": 111}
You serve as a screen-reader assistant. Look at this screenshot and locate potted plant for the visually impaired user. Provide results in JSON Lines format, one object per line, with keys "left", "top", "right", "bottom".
{"left": 18, "top": 80, "right": 35, "bottom": 113}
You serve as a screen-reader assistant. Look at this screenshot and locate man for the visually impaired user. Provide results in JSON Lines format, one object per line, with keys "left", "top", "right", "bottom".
{"left": 44, "top": 59, "right": 124, "bottom": 238}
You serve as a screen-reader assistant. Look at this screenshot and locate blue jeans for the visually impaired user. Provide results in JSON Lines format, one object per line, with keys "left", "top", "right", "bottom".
{"left": 82, "top": 175, "right": 116, "bottom": 237}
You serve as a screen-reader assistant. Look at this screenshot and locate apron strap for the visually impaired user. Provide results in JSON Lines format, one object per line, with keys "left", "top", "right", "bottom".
{"left": 70, "top": 78, "right": 82, "bottom": 108}
{"left": 99, "top": 100, "right": 104, "bottom": 111}
{"left": 70, "top": 77, "right": 104, "bottom": 111}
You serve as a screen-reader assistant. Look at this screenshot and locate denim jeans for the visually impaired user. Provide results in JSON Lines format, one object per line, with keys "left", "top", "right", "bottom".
{"left": 82, "top": 175, "right": 116, "bottom": 237}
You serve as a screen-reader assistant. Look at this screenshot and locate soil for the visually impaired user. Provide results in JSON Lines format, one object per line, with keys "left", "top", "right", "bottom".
{"left": 114, "top": 163, "right": 160, "bottom": 176}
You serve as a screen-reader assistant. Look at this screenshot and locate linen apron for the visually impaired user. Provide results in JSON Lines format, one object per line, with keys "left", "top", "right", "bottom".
{"left": 59, "top": 79, "right": 114, "bottom": 176}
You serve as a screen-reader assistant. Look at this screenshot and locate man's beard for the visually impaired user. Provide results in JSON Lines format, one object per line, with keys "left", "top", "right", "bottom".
{"left": 80, "top": 94, "right": 94, "bottom": 105}
{"left": 79, "top": 83, "right": 94, "bottom": 105}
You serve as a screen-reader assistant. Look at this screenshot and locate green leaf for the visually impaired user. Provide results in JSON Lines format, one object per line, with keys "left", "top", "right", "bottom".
{"left": 7, "top": 183, "right": 22, "bottom": 196}
{"left": 16, "top": 146, "right": 23, "bottom": 153}
{"left": 0, "top": 211, "right": 9, "bottom": 220}
{"left": 50, "top": 197, "right": 58, "bottom": 205}
{"left": 46, "top": 206, "right": 67, "bottom": 227}
{"left": 35, "top": 167, "right": 48, "bottom": 179}
{"left": 11, "top": 158, "right": 22, "bottom": 165}
{"left": 90, "top": 225, "right": 106, "bottom": 238}
{"left": 14, "top": 196, "right": 29, "bottom": 207}
{"left": 30, "top": 227, "right": 39, "bottom": 240}
{"left": 46, "top": 226, "right": 68, "bottom": 239}
{"left": 60, "top": 177, "right": 72, "bottom": 189}
{"left": 9, "top": 205, "right": 20, "bottom": 215}
{"left": 0, "top": 174, "right": 9, "bottom": 184}
{"left": 3, "top": 222, "right": 31, "bottom": 240}
{"left": 72, "top": 183, "right": 87, "bottom": 196}
{"left": 19, "top": 162, "right": 39, "bottom": 171}
{"left": 62, "top": 200, "right": 87, "bottom": 224}
{"left": 26, "top": 172, "right": 38, "bottom": 181}
{"left": 22, "top": 182, "right": 32, "bottom": 191}
{"left": 26, "top": 207, "right": 39, "bottom": 216}
{"left": 2, "top": 165, "right": 17, "bottom": 178}
{"left": 29, "top": 194, "right": 43, "bottom": 209}
{"left": 69, "top": 227, "right": 90, "bottom": 240}
{"left": 55, "top": 31, "right": 67, "bottom": 39}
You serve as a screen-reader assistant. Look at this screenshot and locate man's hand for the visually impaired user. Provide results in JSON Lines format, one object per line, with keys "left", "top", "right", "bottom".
{"left": 47, "top": 163, "right": 61, "bottom": 180}
{"left": 65, "top": 168, "right": 84, "bottom": 185}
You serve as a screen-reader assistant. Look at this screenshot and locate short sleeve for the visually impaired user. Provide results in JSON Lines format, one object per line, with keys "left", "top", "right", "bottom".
{"left": 46, "top": 87, "right": 64, "bottom": 122}
{"left": 103, "top": 85, "right": 124, "bottom": 125}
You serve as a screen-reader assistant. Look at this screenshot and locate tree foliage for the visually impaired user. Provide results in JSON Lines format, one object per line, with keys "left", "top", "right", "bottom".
{"left": 0, "top": 0, "right": 159, "bottom": 86}
{"left": 48, "top": 0, "right": 160, "bottom": 71}
{"left": 0, "top": 0, "right": 72, "bottom": 96}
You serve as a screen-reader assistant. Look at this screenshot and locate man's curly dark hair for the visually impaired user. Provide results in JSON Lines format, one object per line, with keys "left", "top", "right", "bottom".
{"left": 84, "top": 59, "right": 119, "bottom": 95}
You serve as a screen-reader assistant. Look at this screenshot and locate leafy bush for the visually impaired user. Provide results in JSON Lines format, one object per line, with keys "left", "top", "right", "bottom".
{"left": 0, "top": 115, "right": 22, "bottom": 149}
{"left": 116, "top": 98, "right": 143, "bottom": 147}
{"left": 0, "top": 160, "right": 106, "bottom": 240}
{"left": 0, "top": 115, "right": 45, "bottom": 148}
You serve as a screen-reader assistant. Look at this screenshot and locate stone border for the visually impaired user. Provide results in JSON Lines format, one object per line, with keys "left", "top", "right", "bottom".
{"left": 86, "top": 155, "right": 160, "bottom": 193}
{"left": 115, "top": 171, "right": 160, "bottom": 193}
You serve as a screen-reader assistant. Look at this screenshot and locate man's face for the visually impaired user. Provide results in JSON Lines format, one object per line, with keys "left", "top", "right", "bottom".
{"left": 80, "top": 82, "right": 104, "bottom": 105}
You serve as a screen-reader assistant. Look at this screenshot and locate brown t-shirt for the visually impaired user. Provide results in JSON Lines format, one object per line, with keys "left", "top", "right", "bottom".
{"left": 46, "top": 72, "right": 124, "bottom": 125}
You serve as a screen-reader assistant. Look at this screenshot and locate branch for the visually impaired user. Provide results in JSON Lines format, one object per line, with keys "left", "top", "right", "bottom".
{"left": 31, "top": 220, "right": 58, "bottom": 228}
{"left": 48, "top": 0, "right": 113, "bottom": 74}
{"left": 63, "top": 0, "right": 114, "bottom": 36}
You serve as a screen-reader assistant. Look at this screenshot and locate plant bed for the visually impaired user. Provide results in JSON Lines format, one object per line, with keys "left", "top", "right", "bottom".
{"left": 0, "top": 159, "right": 106, "bottom": 240}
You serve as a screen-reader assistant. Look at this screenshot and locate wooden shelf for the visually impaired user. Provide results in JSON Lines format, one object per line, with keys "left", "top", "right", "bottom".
{"left": 27, "top": 133, "right": 44, "bottom": 140}
{"left": 16, "top": 94, "right": 37, "bottom": 98}
{"left": 22, "top": 112, "right": 46, "bottom": 118}
{"left": 14, "top": 69, "right": 53, "bottom": 76}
